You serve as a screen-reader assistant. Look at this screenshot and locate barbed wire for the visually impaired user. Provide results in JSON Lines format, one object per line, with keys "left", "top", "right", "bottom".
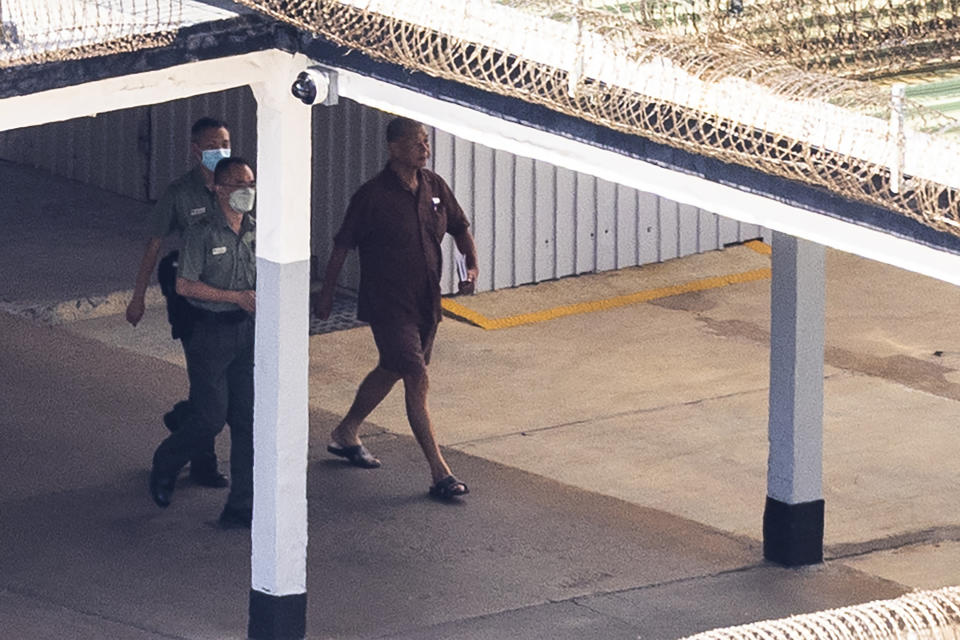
{"left": 680, "top": 586, "right": 960, "bottom": 640}
{"left": 0, "top": 0, "right": 181, "bottom": 68}
{"left": 234, "top": 0, "right": 960, "bottom": 237}
{"left": 510, "top": 1, "right": 960, "bottom": 80}
{"left": 3, "top": 0, "right": 960, "bottom": 238}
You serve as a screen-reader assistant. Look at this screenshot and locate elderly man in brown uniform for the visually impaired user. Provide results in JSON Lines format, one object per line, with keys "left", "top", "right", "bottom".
{"left": 313, "top": 116, "right": 479, "bottom": 500}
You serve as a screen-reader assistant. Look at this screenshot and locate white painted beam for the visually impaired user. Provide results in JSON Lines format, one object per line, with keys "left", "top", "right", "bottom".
{"left": 333, "top": 67, "right": 960, "bottom": 288}
{"left": 0, "top": 50, "right": 290, "bottom": 132}
{"left": 249, "top": 54, "right": 313, "bottom": 640}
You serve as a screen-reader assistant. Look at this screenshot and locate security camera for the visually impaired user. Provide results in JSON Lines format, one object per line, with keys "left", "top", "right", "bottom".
{"left": 291, "top": 66, "right": 338, "bottom": 106}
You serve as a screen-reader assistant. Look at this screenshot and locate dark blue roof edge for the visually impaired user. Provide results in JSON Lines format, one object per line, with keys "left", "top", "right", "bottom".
{"left": 0, "top": 14, "right": 284, "bottom": 99}
{"left": 297, "top": 37, "right": 960, "bottom": 257}
{"left": 3, "top": 14, "right": 959, "bottom": 256}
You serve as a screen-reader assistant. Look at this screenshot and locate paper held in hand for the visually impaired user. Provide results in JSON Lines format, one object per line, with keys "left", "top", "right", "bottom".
{"left": 455, "top": 252, "right": 474, "bottom": 295}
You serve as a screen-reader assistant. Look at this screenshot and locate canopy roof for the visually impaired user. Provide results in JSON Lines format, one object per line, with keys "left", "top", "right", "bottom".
{"left": 0, "top": 1, "right": 244, "bottom": 66}
{"left": 3, "top": 0, "right": 960, "bottom": 242}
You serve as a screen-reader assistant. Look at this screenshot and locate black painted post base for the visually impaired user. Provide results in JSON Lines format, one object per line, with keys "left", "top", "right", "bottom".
{"left": 248, "top": 590, "right": 306, "bottom": 640}
{"left": 763, "top": 496, "right": 824, "bottom": 567}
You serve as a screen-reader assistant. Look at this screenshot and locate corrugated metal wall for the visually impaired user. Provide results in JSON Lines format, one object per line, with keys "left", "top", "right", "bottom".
{"left": 0, "top": 105, "right": 153, "bottom": 200}
{"left": 147, "top": 86, "right": 258, "bottom": 201}
{"left": 0, "top": 91, "right": 763, "bottom": 296}
{"left": 311, "top": 98, "right": 392, "bottom": 290}
{"left": 311, "top": 98, "right": 764, "bottom": 294}
{"left": 0, "top": 86, "right": 258, "bottom": 202}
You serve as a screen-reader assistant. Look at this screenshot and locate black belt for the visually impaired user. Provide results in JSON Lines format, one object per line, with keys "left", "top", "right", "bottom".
{"left": 192, "top": 308, "right": 250, "bottom": 324}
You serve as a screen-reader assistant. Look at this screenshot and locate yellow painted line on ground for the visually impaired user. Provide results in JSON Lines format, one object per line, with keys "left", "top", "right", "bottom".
{"left": 440, "top": 298, "right": 492, "bottom": 328}
{"left": 745, "top": 239, "right": 772, "bottom": 255}
{"left": 442, "top": 266, "right": 772, "bottom": 330}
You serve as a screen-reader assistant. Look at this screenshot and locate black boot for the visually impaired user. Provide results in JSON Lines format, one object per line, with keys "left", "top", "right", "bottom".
{"left": 218, "top": 504, "right": 252, "bottom": 529}
{"left": 189, "top": 451, "right": 228, "bottom": 488}
{"left": 162, "top": 400, "right": 191, "bottom": 432}
{"left": 149, "top": 469, "right": 176, "bottom": 507}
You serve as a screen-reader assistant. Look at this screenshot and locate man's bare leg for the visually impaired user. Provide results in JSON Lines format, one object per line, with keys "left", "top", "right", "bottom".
{"left": 402, "top": 368, "right": 453, "bottom": 483}
{"left": 330, "top": 366, "right": 399, "bottom": 447}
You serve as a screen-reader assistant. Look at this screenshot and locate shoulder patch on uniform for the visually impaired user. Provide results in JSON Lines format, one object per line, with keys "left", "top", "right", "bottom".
{"left": 211, "top": 246, "right": 227, "bottom": 255}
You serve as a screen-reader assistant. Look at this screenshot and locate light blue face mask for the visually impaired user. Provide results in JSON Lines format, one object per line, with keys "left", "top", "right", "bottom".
{"left": 201, "top": 148, "right": 231, "bottom": 172}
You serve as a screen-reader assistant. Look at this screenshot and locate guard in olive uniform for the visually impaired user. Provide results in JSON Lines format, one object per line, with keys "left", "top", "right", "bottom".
{"left": 149, "top": 157, "right": 257, "bottom": 529}
{"left": 127, "top": 117, "right": 232, "bottom": 488}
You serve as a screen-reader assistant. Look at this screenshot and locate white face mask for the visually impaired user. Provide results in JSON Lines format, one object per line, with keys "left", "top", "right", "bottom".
{"left": 228, "top": 187, "right": 256, "bottom": 213}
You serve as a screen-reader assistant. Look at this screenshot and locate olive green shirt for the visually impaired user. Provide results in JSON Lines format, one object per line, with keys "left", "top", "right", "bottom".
{"left": 149, "top": 166, "right": 217, "bottom": 238}
{"left": 178, "top": 204, "right": 256, "bottom": 313}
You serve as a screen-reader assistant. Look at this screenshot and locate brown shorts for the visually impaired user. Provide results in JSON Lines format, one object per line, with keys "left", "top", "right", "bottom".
{"left": 369, "top": 322, "right": 438, "bottom": 376}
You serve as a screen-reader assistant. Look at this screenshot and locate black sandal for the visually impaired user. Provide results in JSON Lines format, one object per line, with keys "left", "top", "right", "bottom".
{"left": 327, "top": 443, "right": 382, "bottom": 469}
{"left": 429, "top": 475, "right": 469, "bottom": 499}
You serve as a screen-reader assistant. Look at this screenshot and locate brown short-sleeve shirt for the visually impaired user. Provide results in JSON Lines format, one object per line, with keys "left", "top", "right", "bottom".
{"left": 334, "top": 165, "right": 469, "bottom": 325}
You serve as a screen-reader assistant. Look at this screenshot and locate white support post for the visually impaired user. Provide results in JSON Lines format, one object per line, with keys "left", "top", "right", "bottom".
{"left": 248, "top": 54, "right": 314, "bottom": 640}
{"left": 764, "top": 231, "right": 826, "bottom": 567}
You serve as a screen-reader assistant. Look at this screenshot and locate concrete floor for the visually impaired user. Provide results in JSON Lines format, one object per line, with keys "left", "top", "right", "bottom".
{"left": 302, "top": 246, "right": 960, "bottom": 555}
{"left": 5, "top": 161, "right": 960, "bottom": 637}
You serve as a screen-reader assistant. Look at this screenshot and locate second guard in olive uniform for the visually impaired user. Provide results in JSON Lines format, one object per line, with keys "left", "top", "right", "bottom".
{"left": 149, "top": 157, "right": 257, "bottom": 528}
{"left": 127, "top": 117, "right": 233, "bottom": 488}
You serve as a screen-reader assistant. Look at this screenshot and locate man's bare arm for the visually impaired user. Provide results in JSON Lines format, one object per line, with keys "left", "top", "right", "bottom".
{"left": 453, "top": 229, "right": 479, "bottom": 281}
{"left": 311, "top": 246, "right": 349, "bottom": 320}
{"left": 126, "top": 236, "right": 164, "bottom": 326}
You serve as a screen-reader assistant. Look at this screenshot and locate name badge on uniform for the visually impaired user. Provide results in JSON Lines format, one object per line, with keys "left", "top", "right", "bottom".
{"left": 211, "top": 246, "right": 227, "bottom": 255}
{"left": 190, "top": 207, "right": 206, "bottom": 217}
